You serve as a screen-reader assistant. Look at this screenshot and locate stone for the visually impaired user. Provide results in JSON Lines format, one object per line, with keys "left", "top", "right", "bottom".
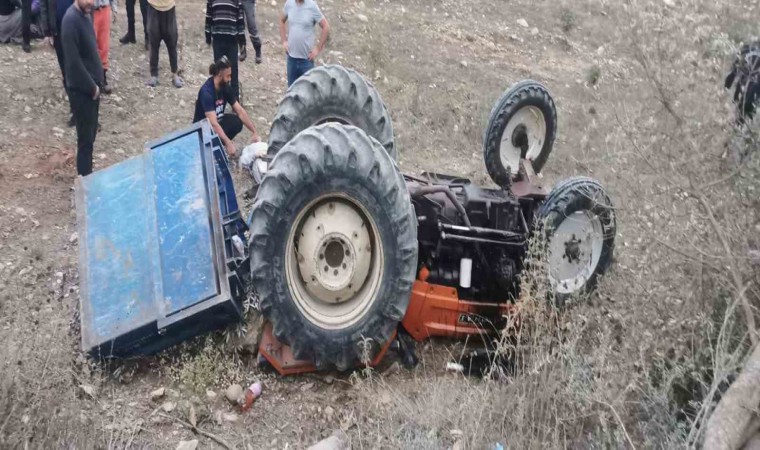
{"left": 307, "top": 430, "right": 349, "bottom": 450}
{"left": 150, "top": 387, "right": 166, "bottom": 401}
{"left": 516, "top": 18, "right": 529, "bottom": 28}
{"left": 530, "top": 27, "right": 539, "bottom": 36}
{"left": 206, "top": 390, "right": 218, "bottom": 401}
{"left": 69, "top": 232, "right": 78, "bottom": 244}
{"left": 176, "top": 440, "right": 198, "bottom": 450}
{"left": 356, "top": 13, "right": 368, "bottom": 23}
{"left": 161, "top": 401, "right": 176, "bottom": 412}
{"left": 225, "top": 384, "right": 243, "bottom": 404}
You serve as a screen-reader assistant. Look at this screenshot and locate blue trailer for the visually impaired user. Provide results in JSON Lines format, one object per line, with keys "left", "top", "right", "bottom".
{"left": 75, "top": 121, "right": 248, "bottom": 358}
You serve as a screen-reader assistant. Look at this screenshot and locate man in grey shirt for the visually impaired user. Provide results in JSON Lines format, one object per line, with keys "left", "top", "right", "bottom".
{"left": 279, "top": 0, "right": 329, "bottom": 86}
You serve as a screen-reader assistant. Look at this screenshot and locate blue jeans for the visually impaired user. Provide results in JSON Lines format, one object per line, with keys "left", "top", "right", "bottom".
{"left": 287, "top": 55, "right": 314, "bottom": 87}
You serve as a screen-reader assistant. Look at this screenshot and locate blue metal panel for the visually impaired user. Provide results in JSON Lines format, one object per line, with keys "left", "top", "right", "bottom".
{"left": 151, "top": 132, "right": 219, "bottom": 313}
{"left": 76, "top": 121, "right": 247, "bottom": 358}
{"left": 79, "top": 156, "right": 156, "bottom": 347}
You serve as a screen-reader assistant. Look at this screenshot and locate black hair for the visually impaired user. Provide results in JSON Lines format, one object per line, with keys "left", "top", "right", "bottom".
{"left": 209, "top": 55, "right": 231, "bottom": 76}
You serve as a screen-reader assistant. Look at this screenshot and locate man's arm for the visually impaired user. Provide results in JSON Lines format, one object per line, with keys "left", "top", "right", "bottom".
{"left": 279, "top": 10, "right": 288, "bottom": 54}
{"left": 205, "top": 111, "right": 237, "bottom": 156}
{"left": 231, "top": 101, "right": 260, "bottom": 142}
{"left": 308, "top": 16, "right": 329, "bottom": 60}
{"left": 62, "top": 21, "right": 98, "bottom": 98}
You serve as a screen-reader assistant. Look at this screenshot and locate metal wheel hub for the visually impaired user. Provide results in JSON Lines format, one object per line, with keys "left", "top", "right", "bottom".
{"left": 286, "top": 195, "right": 383, "bottom": 329}
{"left": 500, "top": 106, "right": 546, "bottom": 175}
{"left": 548, "top": 210, "right": 604, "bottom": 295}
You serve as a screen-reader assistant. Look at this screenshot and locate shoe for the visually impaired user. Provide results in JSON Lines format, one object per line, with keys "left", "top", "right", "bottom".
{"left": 67, "top": 115, "right": 75, "bottom": 127}
{"left": 172, "top": 74, "right": 184, "bottom": 88}
{"left": 254, "top": 44, "right": 262, "bottom": 64}
{"left": 119, "top": 32, "right": 136, "bottom": 44}
{"left": 146, "top": 76, "right": 158, "bottom": 87}
{"left": 102, "top": 70, "right": 112, "bottom": 94}
{"left": 239, "top": 45, "right": 247, "bottom": 62}
{"left": 255, "top": 54, "right": 262, "bottom": 64}
{"left": 22, "top": 42, "right": 31, "bottom": 53}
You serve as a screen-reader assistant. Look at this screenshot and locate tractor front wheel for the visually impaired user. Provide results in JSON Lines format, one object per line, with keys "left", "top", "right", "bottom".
{"left": 249, "top": 124, "right": 417, "bottom": 370}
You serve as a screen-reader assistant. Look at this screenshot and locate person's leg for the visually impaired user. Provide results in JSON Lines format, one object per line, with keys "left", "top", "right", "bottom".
{"left": 120, "top": 0, "right": 137, "bottom": 43}
{"left": 164, "top": 7, "right": 182, "bottom": 87}
{"left": 21, "top": 0, "right": 31, "bottom": 52}
{"left": 242, "top": 0, "right": 261, "bottom": 63}
{"left": 287, "top": 55, "right": 296, "bottom": 87}
{"left": 146, "top": 4, "right": 160, "bottom": 85}
{"left": 93, "top": 7, "right": 112, "bottom": 93}
{"left": 71, "top": 92, "right": 98, "bottom": 176}
{"left": 219, "top": 114, "right": 243, "bottom": 141}
{"left": 139, "top": 0, "right": 148, "bottom": 48}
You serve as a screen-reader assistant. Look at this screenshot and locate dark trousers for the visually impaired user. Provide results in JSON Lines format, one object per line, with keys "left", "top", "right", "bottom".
{"left": 212, "top": 35, "right": 239, "bottom": 99}
{"left": 125, "top": 0, "right": 148, "bottom": 38}
{"left": 147, "top": 4, "right": 178, "bottom": 76}
{"left": 220, "top": 114, "right": 242, "bottom": 141}
{"left": 287, "top": 55, "right": 314, "bottom": 87}
{"left": 241, "top": 0, "right": 261, "bottom": 50}
{"left": 21, "top": 0, "right": 31, "bottom": 45}
{"left": 69, "top": 91, "right": 100, "bottom": 176}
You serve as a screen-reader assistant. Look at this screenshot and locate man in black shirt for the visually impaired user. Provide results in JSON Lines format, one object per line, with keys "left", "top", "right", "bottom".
{"left": 193, "top": 56, "right": 260, "bottom": 157}
{"left": 61, "top": 0, "right": 103, "bottom": 176}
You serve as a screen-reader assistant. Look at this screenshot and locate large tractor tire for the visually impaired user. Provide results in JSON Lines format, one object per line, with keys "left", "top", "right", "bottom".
{"left": 268, "top": 65, "right": 397, "bottom": 160}
{"left": 483, "top": 80, "right": 557, "bottom": 187}
{"left": 537, "top": 177, "right": 615, "bottom": 302}
{"left": 249, "top": 124, "right": 417, "bottom": 370}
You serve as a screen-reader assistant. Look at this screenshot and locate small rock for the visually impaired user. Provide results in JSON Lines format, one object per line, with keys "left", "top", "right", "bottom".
{"left": 270, "top": 0, "right": 276, "bottom": 5}
{"left": 308, "top": 430, "right": 349, "bottom": 450}
{"left": 52, "top": 126, "right": 65, "bottom": 134}
{"left": 322, "top": 375, "right": 334, "bottom": 385}
{"left": 300, "top": 382, "right": 315, "bottom": 392}
{"left": 516, "top": 18, "right": 529, "bottom": 28}
{"left": 79, "top": 384, "right": 96, "bottom": 399}
{"left": 69, "top": 232, "right": 78, "bottom": 244}
{"left": 383, "top": 361, "right": 401, "bottom": 375}
{"left": 225, "top": 384, "right": 243, "bottom": 404}
{"left": 176, "top": 440, "right": 198, "bottom": 450}
{"left": 325, "top": 406, "right": 335, "bottom": 421}
{"left": 97, "top": 153, "right": 106, "bottom": 160}
{"left": 460, "top": 60, "right": 468, "bottom": 68}
{"left": 150, "top": 387, "right": 166, "bottom": 401}
{"left": 222, "top": 412, "right": 238, "bottom": 422}
{"left": 24, "top": 105, "right": 31, "bottom": 113}
{"left": 356, "top": 13, "right": 368, "bottom": 23}
{"left": 206, "top": 390, "right": 217, "bottom": 401}
{"left": 161, "top": 401, "right": 176, "bottom": 412}
{"left": 530, "top": 27, "right": 539, "bottom": 36}
{"left": 179, "top": 99, "right": 186, "bottom": 108}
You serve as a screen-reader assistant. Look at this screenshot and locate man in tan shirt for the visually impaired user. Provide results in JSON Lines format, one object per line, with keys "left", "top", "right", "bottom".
{"left": 146, "top": 0, "right": 182, "bottom": 88}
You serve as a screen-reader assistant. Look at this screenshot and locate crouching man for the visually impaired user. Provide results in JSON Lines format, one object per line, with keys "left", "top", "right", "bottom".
{"left": 193, "top": 55, "right": 260, "bottom": 157}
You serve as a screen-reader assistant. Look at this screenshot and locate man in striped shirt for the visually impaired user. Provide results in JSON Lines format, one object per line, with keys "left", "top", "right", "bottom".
{"left": 205, "top": 0, "right": 245, "bottom": 99}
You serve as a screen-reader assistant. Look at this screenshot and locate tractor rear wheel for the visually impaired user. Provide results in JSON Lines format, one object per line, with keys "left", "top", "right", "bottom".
{"left": 537, "top": 177, "right": 615, "bottom": 302}
{"left": 483, "top": 80, "right": 557, "bottom": 187}
{"left": 249, "top": 124, "right": 417, "bottom": 370}
{"left": 268, "top": 65, "right": 397, "bottom": 160}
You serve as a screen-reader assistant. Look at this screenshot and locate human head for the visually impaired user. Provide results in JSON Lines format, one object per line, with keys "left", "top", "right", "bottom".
{"left": 75, "top": 0, "right": 95, "bottom": 13}
{"left": 209, "top": 56, "right": 232, "bottom": 87}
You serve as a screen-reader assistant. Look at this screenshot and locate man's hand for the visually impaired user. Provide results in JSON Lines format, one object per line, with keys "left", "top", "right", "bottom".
{"left": 93, "top": 85, "right": 100, "bottom": 100}
{"left": 308, "top": 48, "right": 319, "bottom": 61}
{"left": 225, "top": 140, "right": 238, "bottom": 158}
{"left": 251, "top": 132, "right": 261, "bottom": 144}
{"left": 282, "top": 42, "right": 289, "bottom": 55}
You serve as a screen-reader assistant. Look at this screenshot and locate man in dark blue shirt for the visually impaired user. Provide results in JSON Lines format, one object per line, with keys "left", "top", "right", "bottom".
{"left": 61, "top": 0, "right": 102, "bottom": 176}
{"left": 193, "top": 56, "right": 260, "bottom": 157}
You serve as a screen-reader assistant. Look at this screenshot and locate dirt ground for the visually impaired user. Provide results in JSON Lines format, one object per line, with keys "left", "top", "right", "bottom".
{"left": 1, "top": 0, "right": 759, "bottom": 448}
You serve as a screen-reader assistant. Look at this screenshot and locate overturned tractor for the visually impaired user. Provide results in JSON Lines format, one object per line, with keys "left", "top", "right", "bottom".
{"left": 247, "top": 65, "right": 616, "bottom": 371}
{"left": 74, "top": 65, "right": 615, "bottom": 371}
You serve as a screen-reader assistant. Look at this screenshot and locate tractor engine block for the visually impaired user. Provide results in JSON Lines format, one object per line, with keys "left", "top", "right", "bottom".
{"left": 408, "top": 173, "right": 531, "bottom": 303}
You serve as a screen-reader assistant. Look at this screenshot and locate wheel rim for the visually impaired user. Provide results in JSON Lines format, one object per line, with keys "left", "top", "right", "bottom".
{"left": 286, "top": 194, "right": 384, "bottom": 329}
{"left": 547, "top": 210, "right": 604, "bottom": 295}
{"left": 499, "top": 105, "right": 546, "bottom": 175}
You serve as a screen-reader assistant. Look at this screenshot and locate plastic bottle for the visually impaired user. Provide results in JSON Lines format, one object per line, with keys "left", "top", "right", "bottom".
{"left": 240, "top": 382, "right": 263, "bottom": 412}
